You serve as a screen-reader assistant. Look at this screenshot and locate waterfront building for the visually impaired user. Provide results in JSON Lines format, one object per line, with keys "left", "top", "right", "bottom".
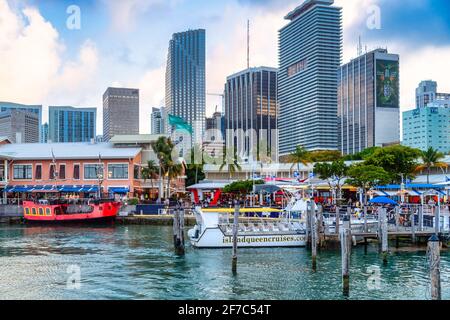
{"left": 337, "top": 49, "right": 400, "bottom": 155}
{"left": 165, "top": 29, "right": 206, "bottom": 151}
{"left": 40, "top": 123, "right": 49, "bottom": 143}
{"left": 151, "top": 107, "right": 166, "bottom": 135}
{"left": 416, "top": 80, "right": 450, "bottom": 109}
{"left": 224, "top": 67, "right": 278, "bottom": 161}
{"left": 402, "top": 103, "right": 450, "bottom": 153}
{"left": 49, "top": 106, "right": 97, "bottom": 143}
{"left": 103, "top": 87, "right": 140, "bottom": 142}
{"left": 0, "top": 109, "right": 40, "bottom": 143}
{"left": 278, "top": 0, "right": 342, "bottom": 155}
{"left": 0, "top": 102, "right": 42, "bottom": 141}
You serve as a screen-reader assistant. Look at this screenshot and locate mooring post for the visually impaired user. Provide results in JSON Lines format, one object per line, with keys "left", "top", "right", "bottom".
{"left": 173, "top": 207, "right": 185, "bottom": 256}
{"left": 435, "top": 204, "right": 441, "bottom": 235}
{"left": 363, "top": 206, "right": 368, "bottom": 233}
{"left": 232, "top": 203, "right": 239, "bottom": 275}
{"left": 341, "top": 215, "right": 350, "bottom": 297}
{"left": 381, "top": 208, "right": 388, "bottom": 264}
{"left": 318, "top": 203, "right": 324, "bottom": 245}
{"left": 411, "top": 208, "right": 416, "bottom": 244}
{"left": 395, "top": 206, "right": 400, "bottom": 232}
{"left": 311, "top": 205, "right": 318, "bottom": 271}
{"left": 419, "top": 205, "right": 424, "bottom": 232}
{"left": 428, "top": 234, "right": 441, "bottom": 300}
{"left": 306, "top": 202, "right": 312, "bottom": 249}
{"left": 335, "top": 206, "right": 340, "bottom": 235}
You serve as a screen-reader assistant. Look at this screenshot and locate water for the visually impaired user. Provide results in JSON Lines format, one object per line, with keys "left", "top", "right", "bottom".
{"left": 0, "top": 225, "right": 449, "bottom": 300}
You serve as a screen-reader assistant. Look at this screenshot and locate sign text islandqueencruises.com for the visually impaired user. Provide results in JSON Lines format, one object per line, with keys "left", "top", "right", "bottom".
{"left": 223, "top": 235, "right": 305, "bottom": 245}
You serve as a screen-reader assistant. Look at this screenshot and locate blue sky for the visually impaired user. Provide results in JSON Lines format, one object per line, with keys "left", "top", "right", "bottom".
{"left": 1, "top": 0, "right": 450, "bottom": 134}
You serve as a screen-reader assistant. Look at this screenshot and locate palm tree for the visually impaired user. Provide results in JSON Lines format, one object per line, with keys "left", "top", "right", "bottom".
{"left": 288, "top": 145, "right": 310, "bottom": 175}
{"left": 219, "top": 147, "right": 242, "bottom": 180}
{"left": 151, "top": 137, "right": 177, "bottom": 200}
{"left": 141, "top": 160, "right": 159, "bottom": 190}
{"left": 416, "top": 147, "right": 447, "bottom": 184}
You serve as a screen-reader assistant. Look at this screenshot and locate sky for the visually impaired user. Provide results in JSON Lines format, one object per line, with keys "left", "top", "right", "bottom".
{"left": 1, "top": 0, "right": 450, "bottom": 135}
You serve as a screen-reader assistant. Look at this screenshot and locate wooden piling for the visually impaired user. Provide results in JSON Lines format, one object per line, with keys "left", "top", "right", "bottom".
{"left": 341, "top": 216, "right": 350, "bottom": 297}
{"left": 311, "top": 205, "right": 318, "bottom": 271}
{"left": 428, "top": 234, "right": 441, "bottom": 300}
{"left": 435, "top": 205, "right": 440, "bottom": 235}
{"left": 335, "top": 206, "right": 340, "bottom": 235}
{"left": 411, "top": 209, "right": 416, "bottom": 244}
{"left": 173, "top": 208, "right": 185, "bottom": 256}
{"left": 232, "top": 204, "right": 239, "bottom": 275}
{"left": 306, "top": 202, "right": 313, "bottom": 249}
{"left": 381, "top": 208, "right": 388, "bottom": 264}
{"left": 363, "top": 206, "right": 368, "bottom": 233}
{"left": 419, "top": 205, "right": 424, "bottom": 232}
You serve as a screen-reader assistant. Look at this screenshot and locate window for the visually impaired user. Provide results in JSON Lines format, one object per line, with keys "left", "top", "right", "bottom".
{"left": 73, "top": 164, "right": 80, "bottom": 180}
{"left": 49, "top": 164, "right": 56, "bottom": 180}
{"left": 287, "top": 59, "right": 307, "bottom": 77}
{"left": 45, "top": 208, "right": 51, "bottom": 216}
{"left": 38, "top": 208, "right": 44, "bottom": 216}
{"left": 84, "top": 164, "right": 104, "bottom": 180}
{"left": 35, "top": 165, "right": 42, "bottom": 180}
{"left": 108, "top": 164, "right": 129, "bottom": 180}
{"left": 59, "top": 165, "right": 66, "bottom": 180}
{"left": 13, "top": 165, "right": 32, "bottom": 180}
{"left": 31, "top": 208, "right": 36, "bottom": 216}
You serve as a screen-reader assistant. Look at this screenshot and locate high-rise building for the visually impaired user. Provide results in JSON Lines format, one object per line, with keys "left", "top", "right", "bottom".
{"left": 0, "top": 109, "right": 39, "bottom": 143}
{"left": 48, "top": 106, "right": 96, "bottom": 143}
{"left": 103, "top": 87, "right": 139, "bottom": 142}
{"left": 337, "top": 49, "right": 400, "bottom": 155}
{"left": 224, "top": 67, "right": 278, "bottom": 160}
{"left": 403, "top": 104, "right": 450, "bottom": 153}
{"left": 151, "top": 107, "right": 165, "bottom": 135}
{"left": 165, "top": 29, "right": 206, "bottom": 150}
{"left": 0, "top": 102, "right": 42, "bottom": 141}
{"left": 416, "top": 80, "right": 450, "bottom": 109}
{"left": 204, "top": 111, "right": 225, "bottom": 159}
{"left": 278, "top": 0, "right": 342, "bottom": 155}
{"left": 41, "top": 123, "right": 49, "bottom": 143}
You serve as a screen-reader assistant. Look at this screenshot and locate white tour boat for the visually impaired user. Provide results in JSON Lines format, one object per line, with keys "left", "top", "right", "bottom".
{"left": 188, "top": 206, "right": 307, "bottom": 248}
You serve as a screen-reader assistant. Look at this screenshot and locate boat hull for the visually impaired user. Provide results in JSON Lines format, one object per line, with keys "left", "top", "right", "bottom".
{"left": 189, "top": 228, "right": 307, "bottom": 248}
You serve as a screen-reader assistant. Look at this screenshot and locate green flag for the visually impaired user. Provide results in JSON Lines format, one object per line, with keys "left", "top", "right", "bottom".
{"left": 168, "top": 114, "right": 193, "bottom": 134}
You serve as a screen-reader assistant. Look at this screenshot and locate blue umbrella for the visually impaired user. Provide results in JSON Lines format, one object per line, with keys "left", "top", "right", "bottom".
{"left": 369, "top": 196, "right": 398, "bottom": 206}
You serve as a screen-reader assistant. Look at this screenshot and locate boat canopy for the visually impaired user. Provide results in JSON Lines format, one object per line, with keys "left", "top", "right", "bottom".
{"left": 201, "top": 208, "right": 282, "bottom": 213}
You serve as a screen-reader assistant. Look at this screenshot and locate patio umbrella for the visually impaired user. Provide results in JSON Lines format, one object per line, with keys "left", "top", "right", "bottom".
{"left": 369, "top": 196, "right": 398, "bottom": 206}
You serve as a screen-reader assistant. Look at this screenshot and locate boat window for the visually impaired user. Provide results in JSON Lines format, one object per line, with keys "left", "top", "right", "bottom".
{"left": 45, "top": 208, "right": 51, "bottom": 216}
{"left": 38, "top": 208, "right": 44, "bottom": 216}
{"left": 31, "top": 208, "right": 37, "bottom": 216}
{"left": 24, "top": 208, "right": 30, "bottom": 215}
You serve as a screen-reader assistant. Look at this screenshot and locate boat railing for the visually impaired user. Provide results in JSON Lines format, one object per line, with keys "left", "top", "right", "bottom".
{"left": 157, "top": 208, "right": 195, "bottom": 216}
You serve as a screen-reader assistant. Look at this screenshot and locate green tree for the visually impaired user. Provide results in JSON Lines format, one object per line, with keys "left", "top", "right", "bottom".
{"left": 223, "top": 180, "right": 264, "bottom": 196}
{"left": 220, "top": 147, "right": 242, "bottom": 179}
{"left": 364, "top": 145, "right": 421, "bottom": 183}
{"left": 141, "top": 160, "right": 159, "bottom": 190}
{"left": 343, "top": 147, "right": 380, "bottom": 161}
{"left": 416, "top": 147, "right": 447, "bottom": 184}
{"left": 314, "top": 160, "right": 348, "bottom": 203}
{"left": 288, "top": 145, "right": 311, "bottom": 174}
{"left": 309, "top": 150, "right": 342, "bottom": 162}
{"left": 346, "top": 164, "right": 391, "bottom": 204}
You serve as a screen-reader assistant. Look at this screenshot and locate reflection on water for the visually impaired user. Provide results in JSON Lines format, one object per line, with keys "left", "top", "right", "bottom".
{"left": 0, "top": 225, "right": 448, "bottom": 300}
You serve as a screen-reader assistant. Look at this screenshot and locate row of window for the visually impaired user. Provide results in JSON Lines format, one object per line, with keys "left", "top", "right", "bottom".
{"left": 12, "top": 164, "right": 129, "bottom": 181}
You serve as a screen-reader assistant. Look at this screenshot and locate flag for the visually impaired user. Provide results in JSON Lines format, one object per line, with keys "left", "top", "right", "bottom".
{"left": 168, "top": 114, "right": 193, "bottom": 134}
{"left": 446, "top": 176, "right": 450, "bottom": 182}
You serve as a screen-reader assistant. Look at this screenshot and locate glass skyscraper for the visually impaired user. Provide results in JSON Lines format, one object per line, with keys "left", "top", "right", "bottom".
{"left": 165, "top": 29, "right": 206, "bottom": 149}
{"left": 278, "top": 0, "right": 342, "bottom": 155}
{"left": 224, "top": 67, "right": 278, "bottom": 161}
{"left": 0, "top": 102, "right": 42, "bottom": 141}
{"left": 48, "top": 106, "right": 97, "bottom": 143}
{"left": 337, "top": 49, "right": 400, "bottom": 155}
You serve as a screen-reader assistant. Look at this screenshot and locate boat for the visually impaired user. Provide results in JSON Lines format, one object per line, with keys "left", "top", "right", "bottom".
{"left": 23, "top": 199, "right": 121, "bottom": 223}
{"left": 188, "top": 206, "right": 307, "bottom": 248}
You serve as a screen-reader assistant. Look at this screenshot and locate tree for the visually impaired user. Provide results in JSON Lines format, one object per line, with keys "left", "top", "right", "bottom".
{"left": 343, "top": 147, "right": 380, "bottom": 161}
{"left": 219, "top": 147, "right": 242, "bottom": 179}
{"left": 416, "top": 147, "right": 447, "bottom": 184}
{"left": 364, "top": 145, "right": 421, "bottom": 183}
{"left": 141, "top": 160, "right": 159, "bottom": 190}
{"left": 185, "top": 144, "right": 205, "bottom": 187}
{"left": 346, "top": 164, "right": 391, "bottom": 204}
{"left": 223, "top": 180, "right": 264, "bottom": 196}
{"left": 309, "top": 150, "right": 342, "bottom": 162}
{"left": 314, "top": 160, "right": 348, "bottom": 203}
{"left": 288, "top": 145, "right": 310, "bottom": 174}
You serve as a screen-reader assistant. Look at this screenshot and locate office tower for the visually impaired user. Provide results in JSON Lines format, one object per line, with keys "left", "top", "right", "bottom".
{"left": 204, "top": 111, "right": 226, "bottom": 159}
{"left": 403, "top": 104, "right": 450, "bottom": 153}
{"left": 416, "top": 80, "right": 450, "bottom": 109}
{"left": 165, "top": 29, "right": 206, "bottom": 149}
{"left": 224, "top": 67, "right": 278, "bottom": 161}
{"left": 337, "top": 49, "right": 400, "bottom": 155}
{"left": 151, "top": 107, "right": 165, "bottom": 135}
{"left": 278, "top": 0, "right": 342, "bottom": 155}
{"left": 103, "top": 87, "right": 139, "bottom": 142}
{"left": 48, "top": 106, "right": 96, "bottom": 143}
{"left": 41, "top": 123, "right": 49, "bottom": 143}
{"left": 0, "top": 109, "right": 39, "bottom": 143}
{"left": 0, "top": 102, "right": 42, "bottom": 141}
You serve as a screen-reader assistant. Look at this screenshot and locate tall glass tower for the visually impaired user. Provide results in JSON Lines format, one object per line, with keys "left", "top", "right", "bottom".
{"left": 49, "top": 106, "right": 97, "bottom": 143}
{"left": 165, "top": 29, "right": 206, "bottom": 149}
{"left": 278, "top": 0, "right": 342, "bottom": 155}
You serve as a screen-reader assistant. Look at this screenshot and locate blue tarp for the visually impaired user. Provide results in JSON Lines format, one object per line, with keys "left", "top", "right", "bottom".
{"left": 369, "top": 196, "right": 399, "bottom": 205}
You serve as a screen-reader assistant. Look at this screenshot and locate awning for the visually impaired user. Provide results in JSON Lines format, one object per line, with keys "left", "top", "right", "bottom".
{"left": 253, "top": 184, "right": 281, "bottom": 194}
{"left": 109, "top": 187, "right": 130, "bottom": 194}
{"left": 59, "top": 186, "right": 83, "bottom": 193}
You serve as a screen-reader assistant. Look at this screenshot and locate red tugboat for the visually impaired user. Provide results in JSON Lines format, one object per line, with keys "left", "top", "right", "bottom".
{"left": 23, "top": 199, "right": 122, "bottom": 223}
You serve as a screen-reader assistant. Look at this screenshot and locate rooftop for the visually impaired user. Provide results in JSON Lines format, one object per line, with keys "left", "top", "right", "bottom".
{"left": 285, "top": 0, "right": 334, "bottom": 21}
{"left": 109, "top": 134, "right": 168, "bottom": 145}
{"left": 0, "top": 142, "right": 141, "bottom": 160}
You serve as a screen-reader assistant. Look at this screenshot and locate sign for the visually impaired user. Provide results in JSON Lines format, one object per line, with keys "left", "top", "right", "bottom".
{"left": 376, "top": 59, "right": 399, "bottom": 109}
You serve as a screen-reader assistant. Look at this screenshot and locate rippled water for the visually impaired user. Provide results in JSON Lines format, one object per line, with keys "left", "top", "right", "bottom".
{"left": 0, "top": 225, "right": 449, "bottom": 300}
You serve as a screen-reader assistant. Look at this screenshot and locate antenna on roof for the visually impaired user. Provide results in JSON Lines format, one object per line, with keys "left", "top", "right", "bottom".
{"left": 247, "top": 19, "right": 250, "bottom": 69}
{"left": 357, "top": 35, "right": 363, "bottom": 56}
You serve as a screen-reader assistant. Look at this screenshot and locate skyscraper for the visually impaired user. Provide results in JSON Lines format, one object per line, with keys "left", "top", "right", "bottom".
{"left": 49, "top": 106, "right": 97, "bottom": 143}
{"left": 41, "top": 123, "right": 49, "bottom": 143}
{"left": 103, "top": 87, "right": 139, "bottom": 142}
{"left": 278, "top": 0, "right": 342, "bottom": 155}
{"left": 0, "top": 102, "right": 42, "bottom": 141}
{"left": 151, "top": 107, "right": 165, "bottom": 135}
{"left": 224, "top": 67, "right": 278, "bottom": 161}
{"left": 0, "top": 109, "right": 39, "bottom": 143}
{"left": 165, "top": 29, "right": 206, "bottom": 149}
{"left": 416, "top": 80, "right": 450, "bottom": 109}
{"left": 337, "top": 49, "right": 400, "bottom": 155}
